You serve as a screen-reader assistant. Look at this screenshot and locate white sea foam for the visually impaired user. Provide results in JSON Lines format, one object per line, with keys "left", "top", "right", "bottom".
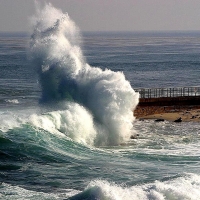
{"left": 0, "top": 174, "right": 200, "bottom": 200}
{"left": 0, "top": 182, "right": 78, "bottom": 200}
{"left": 69, "top": 173, "right": 200, "bottom": 200}
{"left": 5, "top": 99, "right": 19, "bottom": 104}
{"left": 29, "top": 103, "right": 97, "bottom": 145}
{"left": 29, "top": 3, "right": 139, "bottom": 146}
{"left": 0, "top": 110, "right": 27, "bottom": 132}
{"left": 2, "top": 174, "right": 200, "bottom": 199}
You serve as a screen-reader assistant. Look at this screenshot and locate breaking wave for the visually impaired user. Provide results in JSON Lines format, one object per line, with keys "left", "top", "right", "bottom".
{"left": 69, "top": 174, "right": 200, "bottom": 200}
{"left": 29, "top": 3, "right": 139, "bottom": 146}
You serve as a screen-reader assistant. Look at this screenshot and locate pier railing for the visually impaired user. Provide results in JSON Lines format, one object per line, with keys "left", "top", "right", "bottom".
{"left": 134, "top": 86, "right": 200, "bottom": 99}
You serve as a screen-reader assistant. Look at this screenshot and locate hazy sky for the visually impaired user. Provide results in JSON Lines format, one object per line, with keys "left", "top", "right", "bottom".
{"left": 1, "top": 0, "right": 200, "bottom": 32}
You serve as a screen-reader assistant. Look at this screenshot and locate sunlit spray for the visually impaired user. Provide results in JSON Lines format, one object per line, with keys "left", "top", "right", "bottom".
{"left": 30, "top": 3, "right": 139, "bottom": 146}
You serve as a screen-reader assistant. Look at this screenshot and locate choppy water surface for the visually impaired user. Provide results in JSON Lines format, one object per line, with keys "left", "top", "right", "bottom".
{"left": 0, "top": 3, "right": 200, "bottom": 200}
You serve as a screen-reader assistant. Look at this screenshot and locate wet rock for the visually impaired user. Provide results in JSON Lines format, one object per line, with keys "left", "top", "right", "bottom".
{"left": 130, "top": 134, "right": 139, "bottom": 139}
{"left": 130, "top": 135, "right": 136, "bottom": 139}
{"left": 174, "top": 117, "right": 182, "bottom": 122}
{"left": 155, "top": 118, "right": 165, "bottom": 122}
{"left": 139, "top": 118, "right": 144, "bottom": 121}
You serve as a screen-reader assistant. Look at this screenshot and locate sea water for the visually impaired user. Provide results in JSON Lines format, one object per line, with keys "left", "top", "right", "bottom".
{"left": 0, "top": 3, "right": 200, "bottom": 200}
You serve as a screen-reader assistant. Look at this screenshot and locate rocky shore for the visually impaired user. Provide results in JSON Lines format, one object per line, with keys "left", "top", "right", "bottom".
{"left": 135, "top": 108, "right": 200, "bottom": 122}
{"left": 134, "top": 97, "right": 200, "bottom": 122}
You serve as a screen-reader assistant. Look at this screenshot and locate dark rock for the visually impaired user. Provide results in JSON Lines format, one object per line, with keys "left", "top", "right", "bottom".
{"left": 174, "top": 117, "right": 182, "bottom": 122}
{"left": 155, "top": 118, "right": 165, "bottom": 122}
{"left": 130, "top": 135, "right": 137, "bottom": 139}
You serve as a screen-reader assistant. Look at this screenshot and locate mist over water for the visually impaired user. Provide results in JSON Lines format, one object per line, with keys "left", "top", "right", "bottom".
{"left": 29, "top": 3, "right": 139, "bottom": 146}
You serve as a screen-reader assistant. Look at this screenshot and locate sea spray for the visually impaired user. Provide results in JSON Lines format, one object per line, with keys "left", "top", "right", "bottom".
{"left": 30, "top": 3, "right": 139, "bottom": 146}
{"left": 69, "top": 174, "right": 200, "bottom": 200}
{"left": 1, "top": 174, "right": 200, "bottom": 199}
{"left": 29, "top": 103, "right": 97, "bottom": 145}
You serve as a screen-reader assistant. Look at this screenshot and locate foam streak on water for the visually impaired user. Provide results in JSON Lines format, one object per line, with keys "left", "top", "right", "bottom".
{"left": 70, "top": 174, "right": 200, "bottom": 200}
{"left": 29, "top": 3, "right": 139, "bottom": 146}
{"left": 1, "top": 174, "right": 199, "bottom": 200}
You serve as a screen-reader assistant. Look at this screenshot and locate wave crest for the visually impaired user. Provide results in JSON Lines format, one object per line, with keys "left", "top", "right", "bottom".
{"left": 30, "top": 3, "right": 139, "bottom": 146}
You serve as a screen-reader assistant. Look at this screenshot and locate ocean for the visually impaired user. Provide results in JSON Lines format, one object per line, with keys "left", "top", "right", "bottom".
{"left": 0, "top": 4, "right": 200, "bottom": 200}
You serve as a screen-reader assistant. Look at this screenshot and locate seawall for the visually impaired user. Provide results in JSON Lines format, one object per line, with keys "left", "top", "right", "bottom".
{"left": 134, "top": 96, "right": 200, "bottom": 118}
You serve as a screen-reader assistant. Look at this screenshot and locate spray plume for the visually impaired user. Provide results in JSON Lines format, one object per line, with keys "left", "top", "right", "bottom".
{"left": 30, "top": 3, "right": 139, "bottom": 146}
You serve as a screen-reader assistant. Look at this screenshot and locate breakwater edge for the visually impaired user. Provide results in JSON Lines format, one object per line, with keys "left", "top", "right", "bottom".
{"left": 134, "top": 86, "right": 200, "bottom": 122}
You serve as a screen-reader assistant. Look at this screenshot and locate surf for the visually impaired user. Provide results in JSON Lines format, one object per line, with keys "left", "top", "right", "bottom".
{"left": 68, "top": 173, "right": 200, "bottom": 200}
{"left": 29, "top": 3, "right": 139, "bottom": 146}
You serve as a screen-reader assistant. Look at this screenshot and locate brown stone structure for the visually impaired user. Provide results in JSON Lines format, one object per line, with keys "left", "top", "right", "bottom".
{"left": 134, "top": 96, "right": 200, "bottom": 118}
